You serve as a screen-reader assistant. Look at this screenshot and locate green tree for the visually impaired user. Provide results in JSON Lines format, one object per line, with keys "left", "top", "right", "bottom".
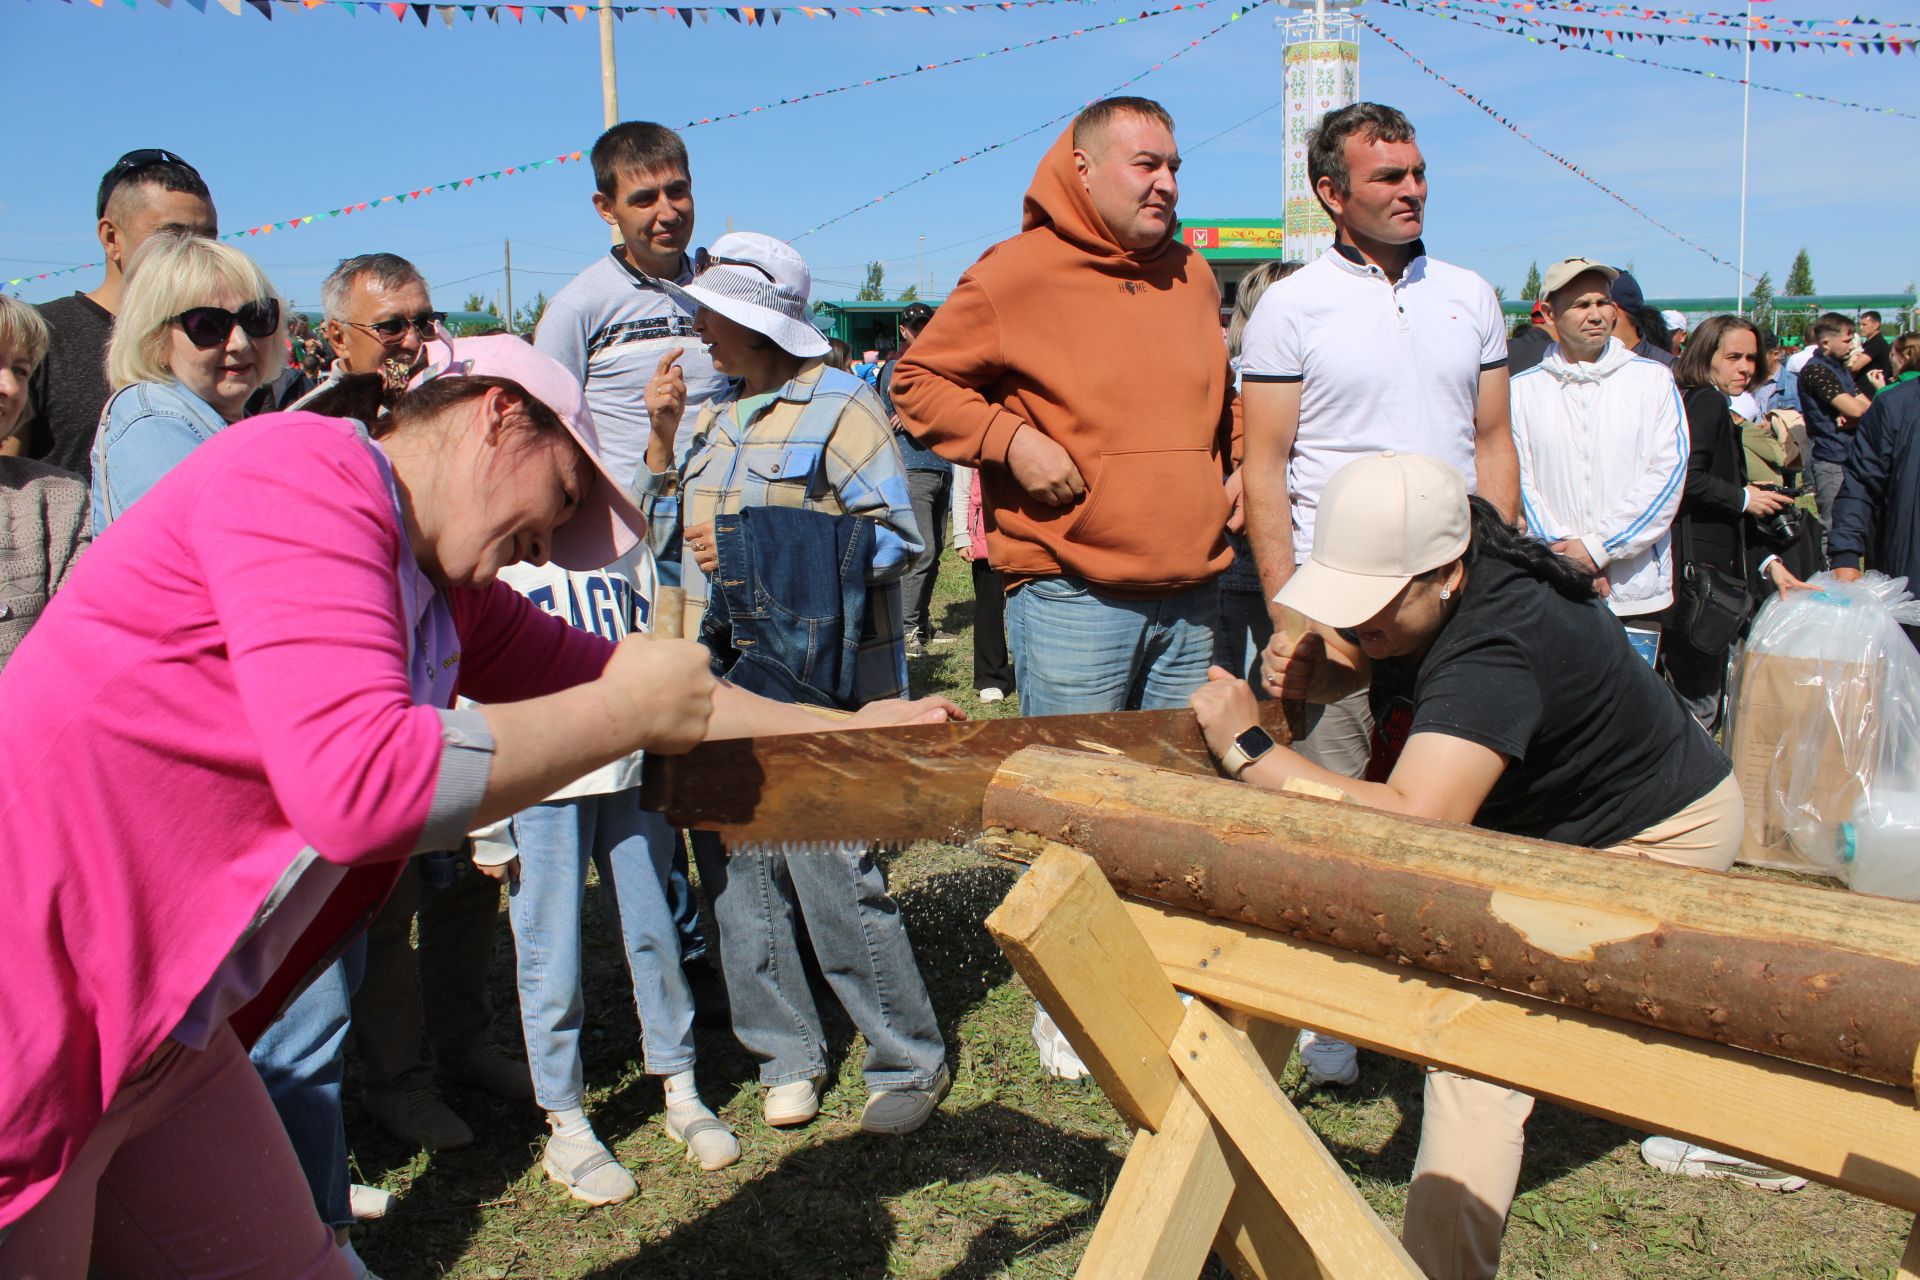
{"left": 1784, "top": 248, "right": 1815, "bottom": 298}
{"left": 462, "top": 292, "right": 502, "bottom": 318}
{"left": 1520, "top": 261, "right": 1543, "bottom": 303}
{"left": 856, "top": 261, "right": 886, "bottom": 302}
{"left": 1748, "top": 272, "right": 1775, "bottom": 332}
{"left": 897, "top": 283, "right": 920, "bottom": 303}
{"left": 1493, "top": 284, "right": 1506, "bottom": 303}
{"left": 512, "top": 290, "right": 548, "bottom": 336}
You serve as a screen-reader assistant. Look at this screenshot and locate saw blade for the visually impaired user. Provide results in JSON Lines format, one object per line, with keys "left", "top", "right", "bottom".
{"left": 640, "top": 699, "right": 1297, "bottom": 847}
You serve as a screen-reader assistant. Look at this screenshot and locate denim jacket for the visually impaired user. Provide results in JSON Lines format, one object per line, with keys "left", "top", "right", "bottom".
{"left": 91, "top": 381, "right": 232, "bottom": 535}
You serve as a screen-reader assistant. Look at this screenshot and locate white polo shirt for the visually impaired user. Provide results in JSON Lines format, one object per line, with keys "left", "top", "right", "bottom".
{"left": 1240, "top": 243, "right": 1507, "bottom": 562}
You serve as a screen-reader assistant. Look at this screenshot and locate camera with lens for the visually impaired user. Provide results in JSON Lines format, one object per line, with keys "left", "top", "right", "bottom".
{"left": 1752, "top": 482, "right": 1808, "bottom": 546}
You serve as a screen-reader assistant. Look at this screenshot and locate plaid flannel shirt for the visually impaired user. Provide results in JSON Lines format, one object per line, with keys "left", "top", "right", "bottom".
{"left": 635, "top": 361, "right": 921, "bottom": 703}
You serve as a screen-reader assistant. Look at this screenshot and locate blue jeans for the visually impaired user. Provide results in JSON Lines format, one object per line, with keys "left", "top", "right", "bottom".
{"left": 1212, "top": 588, "right": 1275, "bottom": 681}
{"left": 250, "top": 936, "right": 366, "bottom": 1229}
{"left": 703, "top": 842, "right": 945, "bottom": 1091}
{"left": 507, "top": 791, "right": 695, "bottom": 1110}
{"left": 1005, "top": 575, "right": 1221, "bottom": 716}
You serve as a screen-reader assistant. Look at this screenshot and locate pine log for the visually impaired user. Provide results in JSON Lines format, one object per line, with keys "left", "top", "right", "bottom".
{"left": 982, "top": 747, "right": 1920, "bottom": 1089}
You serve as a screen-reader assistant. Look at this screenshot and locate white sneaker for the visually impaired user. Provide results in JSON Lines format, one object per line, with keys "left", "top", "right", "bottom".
{"left": 542, "top": 1129, "right": 639, "bottom": 1206}
{"left": 764, "top": 1077, "right": 823, "bottom": 1127}
{"left": 349, "top": 1183, "right": 391, "bottom": 1221}
{"left": 339, "top": 1240, "right": 382, "bottom": 1280}
{"left": 1640, "top": 1136, "right": 1808, "bottom": 1191}
{"left": 1032, "top": 1007, "right": 1091, "bottom": 1080}
{"left": 1296, "top": 1029, "right": 1360, "bottom": 1086}
{"left": 978, "top": 687, "right": 1006, "bottom": 703}
{"left": 664, "top": 1103, "right": 741, "bottom": 1169}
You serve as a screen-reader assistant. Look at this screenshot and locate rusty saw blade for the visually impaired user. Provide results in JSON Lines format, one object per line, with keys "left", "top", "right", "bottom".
{"left": 639, "top": 699, "right": 1297, "bottom": 847}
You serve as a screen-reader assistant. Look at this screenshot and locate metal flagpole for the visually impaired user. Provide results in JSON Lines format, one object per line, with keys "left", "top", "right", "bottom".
{"left": 1736, "top": 0, "right": 1752, "bottom": 313}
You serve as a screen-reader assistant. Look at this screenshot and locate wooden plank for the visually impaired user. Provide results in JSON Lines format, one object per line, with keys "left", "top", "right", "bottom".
{"left": 985, "top": 747, "right": 1920, "bottom": 1087}
{"left": 1075, "top": 1083, "right": 1236, "bottom": 1280}
{"left": 985, "top": 844, "right": 1320, "bottom": 1280}
{"left": 1130, "top": 899, "right": 1920, "bottom": 1214}
{"left": 1172, "top": 1001, "right": 1421, "bottom": 1277}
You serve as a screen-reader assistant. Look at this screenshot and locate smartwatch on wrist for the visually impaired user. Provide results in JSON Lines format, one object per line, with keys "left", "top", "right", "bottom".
{"left": 1217, "top": 724, "right": 1278, "bottom": 779}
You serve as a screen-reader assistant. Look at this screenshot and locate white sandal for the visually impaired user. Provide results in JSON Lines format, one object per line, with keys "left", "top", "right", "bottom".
{"left": 664, "top": 1106, "right": 741, "bottom": 1170}
{"left": 542, "top": 1131, "right": 639, "bottom": 1206}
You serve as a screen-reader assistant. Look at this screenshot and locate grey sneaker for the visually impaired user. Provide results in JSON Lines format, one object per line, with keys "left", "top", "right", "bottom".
{"left": 440, "top": 1042, "right": 533, "bottom": 1101}
{"left": 1640, "top": 1136, "right": 1808, "bottom": 1191}
{"left": 904, "top": 627, "right": 926, "bottom": 658}
{"left": 860, "top": 1065, "right": 951, "bottom": 1136}
{"left": 363, "top": 1085, "right": 473, "bottom": 1151}
{"left": 927, "top": 629, "right": 961, "bottom": 647}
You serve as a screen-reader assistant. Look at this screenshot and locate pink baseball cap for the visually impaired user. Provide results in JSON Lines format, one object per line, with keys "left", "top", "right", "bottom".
{"left": 412, "top": 333, "right": 642, "bottom": 571}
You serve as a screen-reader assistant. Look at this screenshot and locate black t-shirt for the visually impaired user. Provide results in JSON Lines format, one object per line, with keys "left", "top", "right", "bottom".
{"left": 1365, "top": 558, "right": 1729, "bottom": 847}
{"left": 24, "top": 293, "right": 115, "bottom": 479}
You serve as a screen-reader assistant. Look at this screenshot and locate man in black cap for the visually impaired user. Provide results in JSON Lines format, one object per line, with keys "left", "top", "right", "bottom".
{"left": 1607, "top": 269, "right": 1673, "bottom": 367}
{"left": 10, "top": 150, "right": 217, "bottom": 478}
{"left": 881, "top": 301, "right": 955, "bottom": 657}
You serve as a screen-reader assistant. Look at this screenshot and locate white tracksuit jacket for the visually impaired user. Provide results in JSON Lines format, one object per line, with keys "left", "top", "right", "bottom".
{"left": 1510, "top": 338, "right": 1689, "bottom": 618}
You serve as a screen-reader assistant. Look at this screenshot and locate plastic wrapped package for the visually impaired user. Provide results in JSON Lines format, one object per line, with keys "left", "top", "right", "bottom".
{"left": 1724, "top": 571, "right": 1920, "bottom": 894}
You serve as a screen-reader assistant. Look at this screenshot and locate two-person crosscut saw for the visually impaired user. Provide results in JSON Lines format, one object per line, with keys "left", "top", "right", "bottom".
{"left": 638, "top": 699, "right": 1298, "bottom": 852}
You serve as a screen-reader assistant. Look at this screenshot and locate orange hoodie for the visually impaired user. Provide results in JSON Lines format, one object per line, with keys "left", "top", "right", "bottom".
{"left": 890, "top": 125, "right": 1238, "bottom": 595}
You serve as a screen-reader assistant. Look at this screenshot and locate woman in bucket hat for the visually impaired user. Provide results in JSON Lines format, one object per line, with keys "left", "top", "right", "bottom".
{"left": 1188, "top": 450, "right": 1790, "bottom": 1280}
{"left": 639, "top": 232, "right": 953, "bottom": 1137}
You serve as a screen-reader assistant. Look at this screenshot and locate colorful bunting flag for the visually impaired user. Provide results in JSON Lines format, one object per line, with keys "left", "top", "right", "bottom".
{"left": 56, "top": 0, "right": 1140, "bottom": 22}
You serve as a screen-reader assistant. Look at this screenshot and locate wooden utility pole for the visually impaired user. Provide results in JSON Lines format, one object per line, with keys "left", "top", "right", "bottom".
{"left": 504, "top": 240, "right": 514, "bottom": 333}
{"left": 600, "top": 0, "right": 621, "bottom": 247}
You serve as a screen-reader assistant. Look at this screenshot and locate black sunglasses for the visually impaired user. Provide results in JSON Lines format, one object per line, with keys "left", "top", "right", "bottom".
{"left": 345, "top": 311, "right": 447, "bottom": 342}
{"left": 98, "top": 148, "right": 201, "bottom": 220}
{"left": 695, "top": 247, "right": 775, "bottom": 284}
{"left": 173, "top": 300, "right": 281, "bottom": 350}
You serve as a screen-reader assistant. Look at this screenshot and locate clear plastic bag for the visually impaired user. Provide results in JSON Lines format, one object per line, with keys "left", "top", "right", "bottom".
{"left": 1724, "top": 571, "right": 1920, "bottom": 893}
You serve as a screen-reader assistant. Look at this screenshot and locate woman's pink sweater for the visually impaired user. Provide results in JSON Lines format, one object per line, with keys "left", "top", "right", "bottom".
{"left": 0, "top": 414, "right": 614, "bottom": 1226}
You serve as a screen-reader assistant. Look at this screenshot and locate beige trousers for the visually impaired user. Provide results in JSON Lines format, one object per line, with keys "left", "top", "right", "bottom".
{"left": 1400, "top": 773, "right": 1745, "bottom": 1280}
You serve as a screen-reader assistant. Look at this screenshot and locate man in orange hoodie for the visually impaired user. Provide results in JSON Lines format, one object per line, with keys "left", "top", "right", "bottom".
{"left": 892, "top": 96, "right": 1238, "bottom": 718}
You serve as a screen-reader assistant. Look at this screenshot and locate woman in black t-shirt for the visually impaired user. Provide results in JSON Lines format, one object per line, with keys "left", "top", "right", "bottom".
{"left": 1190, "top": 451, "right": 1752, "bottom": 1280}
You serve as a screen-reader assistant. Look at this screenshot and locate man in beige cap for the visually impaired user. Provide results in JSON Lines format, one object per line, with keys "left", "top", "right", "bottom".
{"left": 1509, "top": 257, "right": 1686, "bottom": 660}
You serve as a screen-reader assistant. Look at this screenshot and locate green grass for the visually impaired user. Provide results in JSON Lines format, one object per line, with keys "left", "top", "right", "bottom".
{"left": 351, "top": 551, "right": 1911, "bottom": 1278}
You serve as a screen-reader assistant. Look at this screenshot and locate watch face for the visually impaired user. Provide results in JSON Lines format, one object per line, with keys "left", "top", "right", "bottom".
{"left": 1234, "top": 725, "right": 1278, "bottom": 758}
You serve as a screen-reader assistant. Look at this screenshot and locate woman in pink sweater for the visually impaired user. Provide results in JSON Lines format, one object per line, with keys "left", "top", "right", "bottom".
{"left": 0, "top": 338, "right": 955, "bottom": 1277}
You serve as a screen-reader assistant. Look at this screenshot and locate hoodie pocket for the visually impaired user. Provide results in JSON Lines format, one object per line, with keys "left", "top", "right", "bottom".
{"left": 1059, "top": 448, "right": 1225, "bottom": 582}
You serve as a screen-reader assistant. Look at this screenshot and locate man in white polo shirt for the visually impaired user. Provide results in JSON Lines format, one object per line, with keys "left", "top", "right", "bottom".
{"left": 1238, "top": 100, "right": 1517, "bottom": 1088}
{"left": 1510, "top": 256, "right": 1687, "bottom": 666}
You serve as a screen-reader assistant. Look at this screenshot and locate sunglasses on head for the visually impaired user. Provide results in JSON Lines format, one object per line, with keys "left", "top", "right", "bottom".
{"left": 345, "top": 311, "right": 448, "bottom": 343}
{"left": 173, "top": 300, "right": 280, "bottom": 350}
{"left": 98, "top": 148, "right": 201, "bottom": 220}
{"left": 695, "top": 247, "right": 775, "bottom": 284}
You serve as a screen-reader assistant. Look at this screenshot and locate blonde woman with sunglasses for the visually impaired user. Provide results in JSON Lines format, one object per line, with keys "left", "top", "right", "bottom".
{"left": 91, "top": 230, "right": 285, "bottom": 532}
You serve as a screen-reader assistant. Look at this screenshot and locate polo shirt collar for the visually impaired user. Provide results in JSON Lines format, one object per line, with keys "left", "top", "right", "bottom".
{"left": 1329, "top": 237, "right": 1428, "bottom": 282}
{"left": 609, "top": 244, "right": 696, "bottom": 289}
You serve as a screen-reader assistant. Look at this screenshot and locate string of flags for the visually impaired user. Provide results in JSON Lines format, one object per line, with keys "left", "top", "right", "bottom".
{"left": 6, "top": 2, "right": 1210, "bottom": 290}
{"left": 1429, "top": 0, "right": 1918, "bottom": 40}
{"left": 1398, "top": 0, "right": 1911, "bottom": 51}
{"left": 1391, "top": 0, "right": 1918, "bottom": 118}
{"left": 1359, "top": 15, "right": 1753, "bottom": 280}
{"left": 60, "top": 0, "right": 1122, "bottom": 28}
{"left": 680, "top": 0, "right": 1207, "bottom": 127}
{"left": 792, "top": 0, "right": 1265, "bottom": 239}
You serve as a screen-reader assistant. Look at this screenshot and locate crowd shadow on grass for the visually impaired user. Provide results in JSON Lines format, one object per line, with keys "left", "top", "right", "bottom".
{"left": 576, "top": 1101, "right": 1114, "bottom": 1280}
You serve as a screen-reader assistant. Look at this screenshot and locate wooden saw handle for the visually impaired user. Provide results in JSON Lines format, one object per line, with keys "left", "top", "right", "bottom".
{"left": 655, "top": 586, "right": 686, "bottom": 639}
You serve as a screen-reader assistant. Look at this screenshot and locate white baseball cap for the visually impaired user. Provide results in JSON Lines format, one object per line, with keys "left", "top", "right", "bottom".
{"left": 1276, "top": 452, "right": 1471, "bottom": 629}
{"left": 658, "top": 231, "right": 830, "bottom": 359}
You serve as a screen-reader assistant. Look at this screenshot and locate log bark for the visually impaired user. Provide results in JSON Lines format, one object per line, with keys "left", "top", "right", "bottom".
{"left": 983, "top": 747, "right": 1920, "bottom": 1089}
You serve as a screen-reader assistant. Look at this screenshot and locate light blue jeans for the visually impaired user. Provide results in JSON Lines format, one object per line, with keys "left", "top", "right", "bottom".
{"left": 507, "top": 790, "right": 695, "bottom": 1111}
{"left": 701, "top": 837, "right": 946, "bottom": 1091}
{"left": 250, "top": 938, "right": 365, "bottom": 1229}
{"left": 1005, "top": 575, "right": 1221, "bottom": 716}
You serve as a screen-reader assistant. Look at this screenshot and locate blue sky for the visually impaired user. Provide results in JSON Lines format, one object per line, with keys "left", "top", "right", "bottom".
{"left": 4, "top": 0, "right": 1913, "bottom": 312}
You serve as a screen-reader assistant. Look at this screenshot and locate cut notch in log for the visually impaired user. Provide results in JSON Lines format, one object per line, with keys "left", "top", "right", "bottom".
{"left": 983, "top": 746, "right": 1920, "bottom": 1090}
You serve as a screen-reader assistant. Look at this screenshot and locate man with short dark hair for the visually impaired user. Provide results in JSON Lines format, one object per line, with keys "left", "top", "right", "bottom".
{"left": 880, "top": 301, "right": 953, "bottom": 657}
{"left": 15, "top": 150, "right": 216, "bottom": 477}
{"left": 537, "top": 121, "right": 726, "bottom": 500}
{"left": 1800, "top": 311, "right": 1884, "bottom": 519}
{"left": 1859, "top": 310, "right": 1894, "bottom": 388}
{"left": 894, "top": 95, "right": 1237, "bottom": 722}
